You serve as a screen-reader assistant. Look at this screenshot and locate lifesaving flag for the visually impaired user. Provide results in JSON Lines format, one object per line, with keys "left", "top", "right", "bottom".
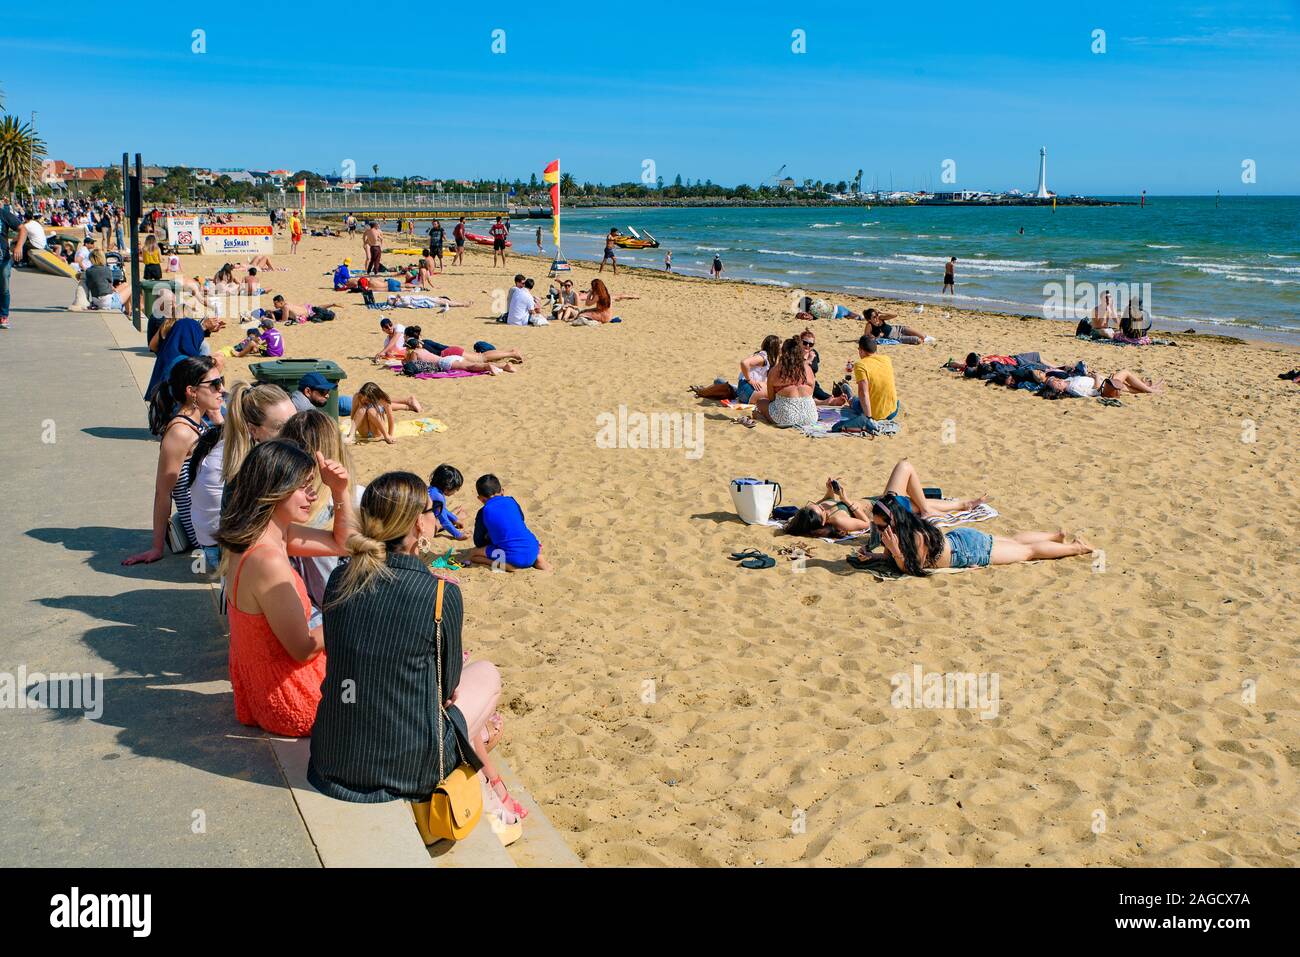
{"left": 543, "top": 159, "right": 560, "bottom": 250}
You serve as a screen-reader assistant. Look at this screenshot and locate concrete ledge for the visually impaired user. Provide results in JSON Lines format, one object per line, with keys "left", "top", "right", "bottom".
{"left": 270, "top": 737, "right": 519, "bottom": 868}
{"left": 497, "top": 758, "right": 585, "bottom": 868}
{"left": 269, "top": 737, "right": 434, "bottom": 868}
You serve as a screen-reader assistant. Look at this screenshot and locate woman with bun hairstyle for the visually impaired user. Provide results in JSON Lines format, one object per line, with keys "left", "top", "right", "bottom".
{"left": 308, "top": 471, "right": 526, "bottom": 829}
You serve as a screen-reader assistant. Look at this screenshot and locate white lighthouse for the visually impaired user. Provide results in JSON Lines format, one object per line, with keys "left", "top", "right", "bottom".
{"left": 1034, "top": 147, "right": 1050, "bottom": 198}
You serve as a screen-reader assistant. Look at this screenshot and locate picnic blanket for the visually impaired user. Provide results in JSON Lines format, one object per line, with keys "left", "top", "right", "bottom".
{"left": 798, "top": 405, "right": 900, "bottom": 438}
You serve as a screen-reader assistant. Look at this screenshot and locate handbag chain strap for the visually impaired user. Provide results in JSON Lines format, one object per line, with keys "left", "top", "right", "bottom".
{"left": 431, "top": 577, "right": 467, "bottom": 783}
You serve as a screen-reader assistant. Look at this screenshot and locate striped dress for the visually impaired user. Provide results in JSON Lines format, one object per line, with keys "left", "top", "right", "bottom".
{"left": 308, "top": 554, "right": 481, "bottom": 803}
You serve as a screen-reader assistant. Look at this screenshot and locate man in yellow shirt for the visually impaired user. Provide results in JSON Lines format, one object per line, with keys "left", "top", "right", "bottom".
{"left": 851, "top": 334, "right": 899, "bottom": 421}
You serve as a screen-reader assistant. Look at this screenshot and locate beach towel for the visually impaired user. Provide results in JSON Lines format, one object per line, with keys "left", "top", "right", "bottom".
{"left": 851, "top": 555, "right": 1042, "bottom": 581}
{"left": 874, "top": 338, "right": 902, "bottom": 346}
{"left": 384, "top": 360, "right": 487, "bottom": 379}
{"left": 344, "top": 417, "right": 448, "bottom": 441}
{"left": 410, "top": 369, "right": 488, "bottom": 379}
{"left": 831, "top": 503, "right": 1000, "bottom": 544}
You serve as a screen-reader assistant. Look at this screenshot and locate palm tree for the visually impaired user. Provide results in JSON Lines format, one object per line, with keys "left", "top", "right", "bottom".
{"left": 0, "top": 114, "right": 45, "bottom": 196}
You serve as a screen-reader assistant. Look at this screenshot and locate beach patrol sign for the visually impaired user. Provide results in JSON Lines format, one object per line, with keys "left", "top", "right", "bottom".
{"left": 201, "top": 224, "right": 274, "bottom": 256}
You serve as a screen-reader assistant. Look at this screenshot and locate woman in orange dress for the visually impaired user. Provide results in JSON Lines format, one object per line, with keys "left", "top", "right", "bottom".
{"left": 217, "top": 439, "right": 355, "bottom": 736}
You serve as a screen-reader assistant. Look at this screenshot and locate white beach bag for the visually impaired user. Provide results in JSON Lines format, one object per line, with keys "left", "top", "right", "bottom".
{"left": 730, "top": 478, "right": 782, "bottom": 525}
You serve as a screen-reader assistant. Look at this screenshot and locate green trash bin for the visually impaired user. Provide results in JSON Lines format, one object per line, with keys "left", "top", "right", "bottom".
{"left": 140, "top": 279, "right": 182, "bottom": 342}
{"left": 249, "top": 359, "right": 348, "bottom": 420}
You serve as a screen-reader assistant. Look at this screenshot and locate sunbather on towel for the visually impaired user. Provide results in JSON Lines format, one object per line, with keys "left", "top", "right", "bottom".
{"left": 853, "top": 495, "right": 1093, "bottom": 574}
{"left": 1041, "top": 369, "right": 1165, "bottom": 399}
{"left": 404, "top": 338, "right": 524, "bottom": 375}
{"left": 782, "top": 459, "right": 989, "bottom": 537}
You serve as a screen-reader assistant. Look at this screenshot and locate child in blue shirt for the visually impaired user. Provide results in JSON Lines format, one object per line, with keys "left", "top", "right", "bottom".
{"left": 468, "top": 474, "right": 551, "bottom": 571}
{"left": 427, "top": 463, "right": 467, "bottom": 541}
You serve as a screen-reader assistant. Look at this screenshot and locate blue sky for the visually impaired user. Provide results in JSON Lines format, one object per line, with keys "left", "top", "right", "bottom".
{"left": 2, "top": 0, "right": 1297, "bottom": 194}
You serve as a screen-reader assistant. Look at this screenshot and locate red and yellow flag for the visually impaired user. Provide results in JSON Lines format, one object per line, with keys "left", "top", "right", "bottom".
{"left": 543, "top": 159, "right": 560, "bottom": 250}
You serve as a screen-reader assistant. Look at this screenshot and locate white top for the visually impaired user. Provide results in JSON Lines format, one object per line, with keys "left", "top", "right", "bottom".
{"left": 746, "top": 352, "right": 770, "bottom": 384}
{"left": 190, "top": 438, "right": 225, "bottom": 547}
{"left": 74, "top": 246, "right": 92, "bottom": 272}
{"left": 24, "top": 221, "right": 48, "bottom": 251}
{"left": 1064, "top": 375, "right": 1099, "bottom": 398}
{"left": 506, "top": 286, "right": 536, "bottom": 325}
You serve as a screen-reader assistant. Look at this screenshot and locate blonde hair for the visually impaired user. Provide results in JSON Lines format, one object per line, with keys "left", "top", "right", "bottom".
{"left": 280, "top": 408, "right": 355, "bottom": 525}
{"left": 326, "top": 471, "right": 427, "bottom": 609}
{"left": 91, "top": 249, "right": 106, "bottom": 267}
{"left": 222, "top": 382, "right": 292, "bottom": 482}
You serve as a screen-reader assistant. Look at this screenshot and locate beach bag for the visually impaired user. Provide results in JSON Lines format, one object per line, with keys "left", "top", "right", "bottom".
{"left": 410, "top": 578, "right": 483, "bottom": 844}
{"left": 809, "top": 299, "right": 835, "bottom": 321}
{"left": 70, "top": 282, "right": 90, "bottom": 311}
{"left": 729, "top": 478, "right": 782, "bottom": 525}
{"left": 166, "top": 255, "right": 181, "bottom": 273}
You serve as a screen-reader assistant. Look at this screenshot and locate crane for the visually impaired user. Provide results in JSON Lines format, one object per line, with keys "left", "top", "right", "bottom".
{"left": 765, "top": 164, "right": 787, "bottom": 187}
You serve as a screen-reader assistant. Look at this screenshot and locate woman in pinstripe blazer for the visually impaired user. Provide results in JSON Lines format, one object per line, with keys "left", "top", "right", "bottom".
{"left": 307, "top": 471, "right": 527, "bottom": 823}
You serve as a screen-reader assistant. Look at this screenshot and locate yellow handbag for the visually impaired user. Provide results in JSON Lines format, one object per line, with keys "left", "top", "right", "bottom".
{"left": 410, "top": 578, "right": 483, "bottom": 844}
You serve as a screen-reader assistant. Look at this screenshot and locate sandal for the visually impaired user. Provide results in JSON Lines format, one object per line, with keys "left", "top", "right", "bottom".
{"left": 739, "top": 554, "right": 776, "bottom": 569}
{"left": 488, "top": 776, "right": 529, "bottom": 820}
{"left": 729, "top": 549, "right": 765, "bottom": 561}
{"left": 736, "top": 416, "right": 757, "bottom": 429}
{"left": 483, "top": 712, "right": 504, "bottom": 752}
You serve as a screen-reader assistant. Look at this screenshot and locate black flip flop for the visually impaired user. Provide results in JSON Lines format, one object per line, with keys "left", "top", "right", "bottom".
{"left": 739, "top": 554, "right": 776, "bottom": 570}
{"left": 729, "top": 549, "right": 764, "bottom": 561}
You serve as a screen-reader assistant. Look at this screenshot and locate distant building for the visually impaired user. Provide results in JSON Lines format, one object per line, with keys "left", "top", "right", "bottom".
{"left": 777, "top": 177, "right": 796, "bottom": 191}
{"left": 220, "top": 170, "right": 259, "bottom": 185}
{"left": 266, "top": 169, "right": 292, "bottom": 187}
{"left": 41, "top": 160, "right": 72, "bottom": 189}
{"left": 65, "top": 167, "right": 108, "bottom": 197}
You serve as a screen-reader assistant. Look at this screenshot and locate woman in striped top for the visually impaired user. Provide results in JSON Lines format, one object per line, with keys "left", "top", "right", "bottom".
{"left": 308, "top": 472, "right": 526, "bottom": 824}
{"left": 124, "top": 357, "right": 224, "bottom": 565}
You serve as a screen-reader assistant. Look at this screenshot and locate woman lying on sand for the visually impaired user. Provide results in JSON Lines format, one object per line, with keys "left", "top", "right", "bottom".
{"left": 782, "top": 459, "right": 988, "bottom": 538}
{"left": 855, "top": 495, "right": 1093, "bottom": 574}
{"left": 404, "top": 338, "right": 524, "bottom": 375}
{"left": 690, "top": 335, "right": 780, "bottom": 402}
{"left": 864, "top": 308, "right": 932, "bottom": 345}
{"left": 1041, "top": 369, "right": 1165, "bottom": 398}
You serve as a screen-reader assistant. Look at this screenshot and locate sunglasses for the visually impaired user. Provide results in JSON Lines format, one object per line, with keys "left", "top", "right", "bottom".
{"left": 198, "top": 377, "right": 224, "bottom": 391}
{"left": 801, "top": 339, "right": 815, "bottom": 346}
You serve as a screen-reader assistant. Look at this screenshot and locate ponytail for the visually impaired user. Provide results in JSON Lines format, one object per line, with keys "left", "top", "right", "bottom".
{"left": 149, "top": 355, "right": 214, "bottom": 436}
{"left": 221, "top": 381, "right": 291, "bottom": 482}
{"left": 326, "top": 471, "right": 427, "bottom": 609}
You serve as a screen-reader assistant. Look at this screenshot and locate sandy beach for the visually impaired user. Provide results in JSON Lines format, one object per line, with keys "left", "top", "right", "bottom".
{"left": 193, "top": 221, "right": 1298, "bottom": 867}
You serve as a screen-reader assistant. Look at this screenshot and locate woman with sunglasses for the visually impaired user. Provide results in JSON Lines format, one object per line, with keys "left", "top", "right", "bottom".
{"left": 124, "top": 357, "right": 225, "bottom": 566}
{"left": 797, "top": 328, "right": 847, "bottom": 405}
{"left": 217, "top": 440, "right": 354, "bottom": 736}
{"left": 859, "top": 495, "right": 1093, "bottom": 575}
{"left": 781, "top": 459, "right": 988, "bottom": 538}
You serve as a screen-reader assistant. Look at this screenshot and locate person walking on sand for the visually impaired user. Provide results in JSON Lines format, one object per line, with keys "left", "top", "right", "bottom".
{"left": 710, "top": 254, "right": 723, "bottom": 279}
{"left": 535, "top": 226, "right": 542, "bottom": 253}
{"left": 664, "top": 250, "right": 672, "bottom": 272}
{"left": 289, "top": 211, "right": 302, "bottom": 254}
{"left": 601, "top": 228, "right": 618, "bottom": 274}
{"left": 943, "top": 257, "right": 956, "bottom": 295}
{"left": 363, "top": 221, "right": 384, "bottom": 275}
{"left": 453, "top": 216, "right": 467, "bottom": 266}
{"left": 489, "top": 216, "right": 509, "bottom": 268}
